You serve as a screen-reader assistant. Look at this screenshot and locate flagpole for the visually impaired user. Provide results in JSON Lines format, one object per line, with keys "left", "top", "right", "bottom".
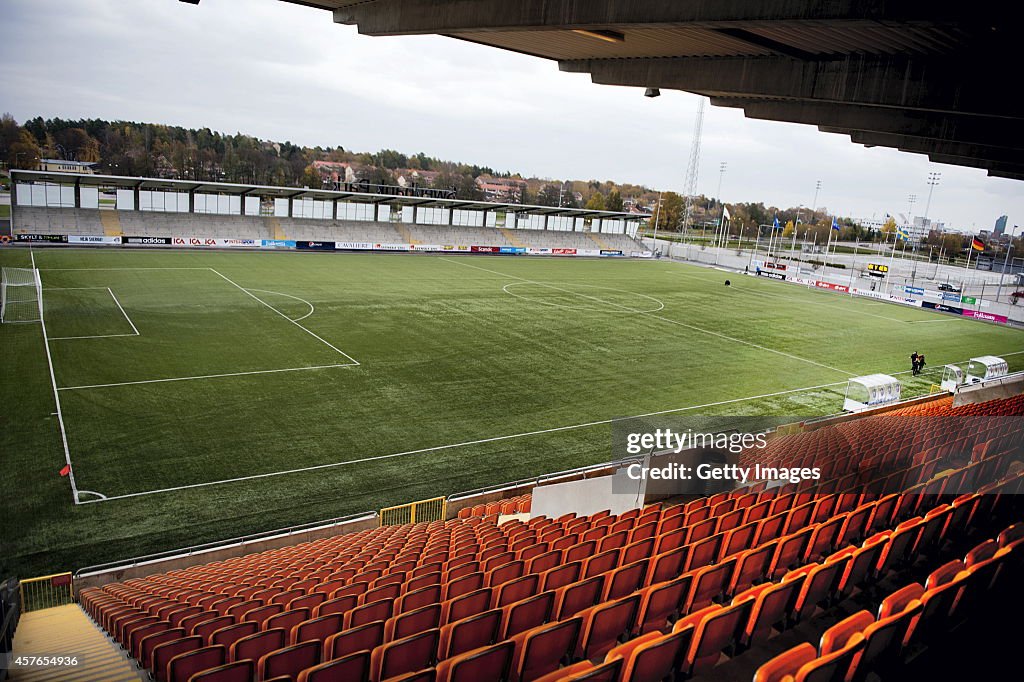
{"left": 962, "top": 240, "right": 974, "bottom": 294}
{"left": 823, "top": 218, "right": 834, "bottom": 279}
{"left": 886, "top": 228, "right": 898, "bottom": 288}
{"left": 850, "top": 238, "right": 860, "bottom": 293}
{"left": 748, "top": 226, "right": 760, "bottom": 271}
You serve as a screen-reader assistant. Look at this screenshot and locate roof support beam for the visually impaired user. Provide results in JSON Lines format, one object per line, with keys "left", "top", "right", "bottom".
{"left": 845, "top": 131, "right": 1024, "bottom": 164}
{"left": 565, "top": 54, "right": 1023, "bottom": 120}
{"left": 715, "top": 98, "right": 1024, "bottom": 150}
{"left": 326, "top": 0, "right": 973, "bottom": 35}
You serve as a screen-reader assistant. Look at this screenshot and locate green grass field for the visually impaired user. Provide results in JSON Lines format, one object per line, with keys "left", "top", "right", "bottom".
{"left": 2, "top": 247, "right": 1022, "bottom": 577}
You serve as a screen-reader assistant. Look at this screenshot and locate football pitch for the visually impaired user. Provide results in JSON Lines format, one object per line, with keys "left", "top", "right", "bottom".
{"left": 2, "top": 246, "right": 1023, "bottom": 576}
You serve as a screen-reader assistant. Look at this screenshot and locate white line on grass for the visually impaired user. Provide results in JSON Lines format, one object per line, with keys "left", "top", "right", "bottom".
{"left": 50, "top": 333, "right": 140, "bottom": 341}
{"left": 739, "top": 286, "right": 908, "bottom": 323}
{"left": 73, "top": 347, "right": 1024, "bottom": 504}
{"left": 210, "top": 269, "right": 360, "bottom": 365}
{"left": 108, "top": 288, "right": 140, "bottom": 336}
{"left": 74, "top": 378, "right": 853, "bottom": 504}
{"left": 32, "top": 250, "right": 82, "bottom": 504}
{"left": 441, "top": 257, "right": 855, "bottom": 377}
{"left": 39, "top": 267, "right": 215, "bottom": 271}
{"left": 46, "top": 287, "right": 140, "bottom": 340}
{"left": 244, "top": 288, "right": 316, "bottom": 322}
{"left": 658, "top": 259, "right": 914, "bottom": 323}
{"left": 57, "top": 363, "right": 356, "bottom": 391}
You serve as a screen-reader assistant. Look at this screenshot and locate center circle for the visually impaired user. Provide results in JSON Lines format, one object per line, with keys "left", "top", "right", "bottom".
{"left": 503, "top": 282, "right": 665, "bottom": 313}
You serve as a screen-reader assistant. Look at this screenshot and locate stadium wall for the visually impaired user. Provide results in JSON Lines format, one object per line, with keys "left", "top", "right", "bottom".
{"left": 11, "top": 207, "right": 650, "bottom": 258}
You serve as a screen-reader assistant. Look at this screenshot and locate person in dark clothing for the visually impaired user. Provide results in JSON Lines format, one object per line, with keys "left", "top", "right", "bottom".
{"left": 917, "top": 353, "right": 926, "bottom": 375}
{"left": 911, "top": 352, "right": 920, "bottom": 375}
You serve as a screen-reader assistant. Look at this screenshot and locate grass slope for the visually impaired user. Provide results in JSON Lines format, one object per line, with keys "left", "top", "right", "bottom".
{"left": 2, "top": 247, "right": 1021, "bottom": 576}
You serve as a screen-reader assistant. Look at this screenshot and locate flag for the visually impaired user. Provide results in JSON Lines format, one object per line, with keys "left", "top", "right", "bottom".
{"left": 831, "top": 216, "right": 840, "bottom": 231}
{"left": 722, "top": 205, "right": 731, "bottom": 221}
{"left": 972, "top": 237, "right": 985, "bottom": 251}
{"left": 896, "top": 226, "right": 910, "bottom": 241}
{"left": 59, "top": 464, "right": 70, "bottom": 477}
{"left": 773, "top": 216, "right": 781, "bottom": 230}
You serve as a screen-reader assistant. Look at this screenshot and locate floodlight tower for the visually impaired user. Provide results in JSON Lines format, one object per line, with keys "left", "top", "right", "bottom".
{"left": 923, "top": 172, "right": 941, "bottom": 222}
{"left": 681, "top": 98, "right": 706, "bottom": 248}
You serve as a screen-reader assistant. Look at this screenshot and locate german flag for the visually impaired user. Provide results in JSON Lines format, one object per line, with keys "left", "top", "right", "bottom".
{"left": 972, "top": 237, "right": 985, "bottom": 251}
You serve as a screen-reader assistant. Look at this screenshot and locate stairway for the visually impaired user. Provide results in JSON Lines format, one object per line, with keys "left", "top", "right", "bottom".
{"left": 395, "top": 223, "right": 420, "bottom": 245}
{"left": 266, "top": 216, "right": 287, "bottom": 240}
{"left": 588, "top": 232, "right": 612, "bottom": 250}
{"left": 99, "top": 210, "right": 122, "bottom": 237}
{"left": 499, "top": 228, "right": 526, "bottom": 248}
{"left": 10, "top": 604, "right": 145, "bottom": 682}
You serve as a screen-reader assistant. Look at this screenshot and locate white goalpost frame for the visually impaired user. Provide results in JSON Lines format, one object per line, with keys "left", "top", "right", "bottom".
{"left": 0, "top": 266, "right": 44, "bottom": 324}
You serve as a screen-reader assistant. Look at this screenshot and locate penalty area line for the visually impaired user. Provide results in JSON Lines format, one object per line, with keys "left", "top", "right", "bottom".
{"left": 77, "top": 378, "right": 856, "bottom": 505}
{"left": 209, "top": 269, "right": 359, "bottom": 365}
{"left": 57, "top": 363, "right": 358, "bottom": 391}
{"left": 75, "top": 348, "right": 1024, "bottom": 504}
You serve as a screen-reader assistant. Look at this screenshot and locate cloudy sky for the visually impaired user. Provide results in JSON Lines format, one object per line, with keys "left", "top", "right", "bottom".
{"left": 2, "top": 0, "right": 1021, "bottom": 231}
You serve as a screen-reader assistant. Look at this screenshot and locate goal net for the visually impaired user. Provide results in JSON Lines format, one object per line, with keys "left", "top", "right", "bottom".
{"left": 0, "top": 267, "right": 43, "bottom": 324}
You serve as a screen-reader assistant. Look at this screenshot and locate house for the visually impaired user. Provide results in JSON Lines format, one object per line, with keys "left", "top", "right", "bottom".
{"left": 475, "top": 175, "right": 528, "bottom": 202}
{"left": 39, "top": 159, "right": 98, "bottom": 174}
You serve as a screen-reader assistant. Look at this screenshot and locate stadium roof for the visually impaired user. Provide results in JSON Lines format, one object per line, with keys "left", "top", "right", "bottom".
{"left": 10, "top": 169, "right": 647, "bottom": 220}
{"left": 251, "top": 0, "right": 1023, "bottom": 181}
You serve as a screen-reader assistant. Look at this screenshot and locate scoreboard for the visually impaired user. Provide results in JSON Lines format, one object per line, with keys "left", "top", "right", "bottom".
{"left": 867, "top": 263, "right": 888, "bottom": 277}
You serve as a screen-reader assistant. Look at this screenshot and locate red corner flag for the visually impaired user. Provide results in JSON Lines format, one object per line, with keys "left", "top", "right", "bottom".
{"left": 59, "top": 464, "right": 71, "bottom": 477}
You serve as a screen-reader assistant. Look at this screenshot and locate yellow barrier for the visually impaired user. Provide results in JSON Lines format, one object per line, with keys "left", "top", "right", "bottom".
{"left": 929, "top": 383, "right": 944, "bottom": 394}
{"left": 380, "top": 496, "right": 447, "bottom": 526}
{"left": 21, "top": 572, "right": 74, "bottom": 612}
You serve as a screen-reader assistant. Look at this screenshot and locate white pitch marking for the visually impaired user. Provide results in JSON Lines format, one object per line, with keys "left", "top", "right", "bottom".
{"left": 210, "top": 269, "right": 359, "bottom": 365}
{"left": 243, "top": 288, "right": 316, "bottom": 322}
{"left": 50, "top": 333, "right": 140, "bottom": 341}
{"left": 107, "top": 287, "right": 140, "bottom": 336}
{"left": 74, "top": 378, "right": 855, "bottom": 504}
{"left": 57, "top": 363, "right": 356, "bottom": 391}
{"left": 39, "top": 267, "right": 214, "bottom": 271}
{"left": 739, "top": 286, "right": 908, "bottom": 323}
{"left": 45, "top": 287, "right": 140, "bottom": 339}
{"left": 73, "top": 347, "right": 1024, "bottom": 504}
{"left": 443, "top": 257, "right": 855, "bottom": 377}
{"left": 77, "top": 490, "right": 108, "bottom": 501}
{"left": 32, "top": 250, "right": 82, "bottom": 505}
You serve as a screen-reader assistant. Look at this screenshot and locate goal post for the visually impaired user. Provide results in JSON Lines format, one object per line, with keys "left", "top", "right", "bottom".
{"left": 0, "top": 267, "right": 43, "bottom": 324}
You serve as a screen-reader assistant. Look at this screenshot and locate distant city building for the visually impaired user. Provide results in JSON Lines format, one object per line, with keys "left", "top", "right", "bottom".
{"left": 39, "top": 158, "right": 97, "bottom": 174}
{"left": 854, "top": 216, "right": 886, "bottom": 230}
{"left": 994, "top": 214, "right": 1008, "bottom": 235}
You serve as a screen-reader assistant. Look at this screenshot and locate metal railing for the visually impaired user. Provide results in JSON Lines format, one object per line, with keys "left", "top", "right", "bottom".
{"left": 19, "top": 573, "right": 73, "bottom": 612}
{"left": 1, "top": 578, "right": 20, "bottom": 681}
{"left": 380, "top": 497, "right": 447, "bottom": 526}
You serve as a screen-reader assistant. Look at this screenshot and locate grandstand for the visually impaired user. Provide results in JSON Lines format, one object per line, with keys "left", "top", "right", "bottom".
{"left": 7, "top": 171, "right": 649, "bottom": 259}
{"left": 5, "top": 387, "right": 1023, "bottom": 681}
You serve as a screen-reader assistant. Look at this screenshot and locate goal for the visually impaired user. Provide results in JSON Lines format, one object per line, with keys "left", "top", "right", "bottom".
{"left": 0, "top": 267, "right": 43, "bottom": 324}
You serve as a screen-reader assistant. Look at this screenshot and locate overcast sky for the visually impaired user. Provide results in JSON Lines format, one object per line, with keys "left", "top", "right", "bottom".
{"left": 2, "top": 0, "right": 1021, "bottom": 231}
